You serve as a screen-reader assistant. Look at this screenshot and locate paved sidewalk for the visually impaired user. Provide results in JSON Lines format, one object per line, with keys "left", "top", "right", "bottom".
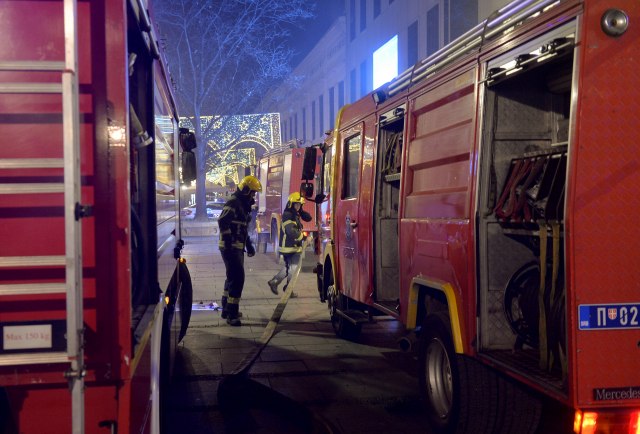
{"left": 165, "top": 236, "right": 430, "bottom": 434}
{"left": 182, "top": 235, "right": 318, "bottom": 302}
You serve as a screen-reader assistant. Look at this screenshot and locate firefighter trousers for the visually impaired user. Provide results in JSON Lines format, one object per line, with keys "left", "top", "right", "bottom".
{"left": 221, "top": 248, "right": 245, "bottom": 318}
{"left": 270, "top": 252, "right": 301, "bottom": 290}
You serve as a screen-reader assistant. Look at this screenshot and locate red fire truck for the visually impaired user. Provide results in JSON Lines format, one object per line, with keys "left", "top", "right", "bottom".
{"left": 0, "top": 0, "right": 193, "bottom": 433}
{"left": 255, "top": 141, "right": 320, "bottom": 256}
{"left": 305, "top": 0, "right": 640, "bottom": 432}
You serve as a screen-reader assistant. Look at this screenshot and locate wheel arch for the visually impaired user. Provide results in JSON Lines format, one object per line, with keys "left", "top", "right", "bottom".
{"left": 408, "top": 277, "right": 465, "bottom": 354}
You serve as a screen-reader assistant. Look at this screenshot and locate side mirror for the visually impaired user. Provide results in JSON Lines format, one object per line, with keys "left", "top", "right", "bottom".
{"left": 181, "top": 150, "right": 197, "bottom": 184}
{"left": 179, "top": 127, "right": 197, "bottom": 151}
{"left": 314, "top": 193, "right": 327, "bottom": 203}
{"left": 300, "top": 182, "right": 314, "bottom": 199}
{"left": 302, "top": 147, "right": 317, "bottom": 180}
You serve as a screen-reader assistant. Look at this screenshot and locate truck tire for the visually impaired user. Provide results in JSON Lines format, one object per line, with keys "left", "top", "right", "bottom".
{"left": 327, "top": 280, "right": 360, "bottom": 340}
{"left": 418, "top": 315, "right": 497, "bottom": 433}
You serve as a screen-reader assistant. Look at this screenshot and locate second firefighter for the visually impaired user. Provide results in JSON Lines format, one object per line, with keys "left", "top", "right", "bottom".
{"left": 268, "top": 192, "right": 312, "bottom": 298}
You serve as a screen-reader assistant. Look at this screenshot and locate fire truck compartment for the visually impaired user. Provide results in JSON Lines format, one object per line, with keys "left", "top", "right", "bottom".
{"left": 373, "top": 105, "right": 404, "bottom": 309}
{"left": 476, "top": 23, "right": 575, "bottom": 395}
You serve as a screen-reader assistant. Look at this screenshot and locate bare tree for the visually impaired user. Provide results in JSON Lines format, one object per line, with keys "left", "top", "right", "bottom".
{"left": 156, "top": 0, "right": 314, "bottom": 219}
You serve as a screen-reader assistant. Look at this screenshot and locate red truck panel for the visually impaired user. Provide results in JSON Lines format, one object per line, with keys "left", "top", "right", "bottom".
{"left": 569, "top": 0, "right": 640, "bottom": 408}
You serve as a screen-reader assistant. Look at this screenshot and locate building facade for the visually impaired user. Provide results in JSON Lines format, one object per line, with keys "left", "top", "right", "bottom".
{"left": 262, "top": 0, "right": 509, "bottom": 145}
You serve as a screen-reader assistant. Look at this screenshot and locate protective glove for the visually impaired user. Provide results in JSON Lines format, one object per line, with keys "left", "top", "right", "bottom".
{"left": 246, "top": 242, "right": 256, "bottom": 257}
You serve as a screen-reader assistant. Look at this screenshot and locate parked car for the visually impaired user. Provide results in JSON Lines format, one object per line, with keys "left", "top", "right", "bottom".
{"left": 181, "top": 201, "right": 224, "bottom": 220}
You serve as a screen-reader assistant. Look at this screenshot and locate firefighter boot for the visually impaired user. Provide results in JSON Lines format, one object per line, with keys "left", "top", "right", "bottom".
{"left": 226, "top": 303, "right": 242, "bottom": 327}
{"left": 268, "top": 279, "right": 279, "bottom": 295}
{"left": 221, "top": 294, "right": 242, "bottom": 319}
{"left": 220, "top": 294, "right": 227, "bottom": 317}
{"left": 282, "top": 283, "right": 298, "bottom": 298}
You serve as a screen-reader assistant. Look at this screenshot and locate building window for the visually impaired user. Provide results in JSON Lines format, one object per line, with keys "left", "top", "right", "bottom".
{"left": 294, "top": 113, "right": 298, "bottom": 140}
{"left": 319, "top": 94, "right": 324, "bottom": 137}
{"left": 289, "top": 115, "right": 293, "bottom": 141}
{"left": 373, "top": 35, "right": 397, "bottom": 89}
{"left": 408, "top": 21, "right": 418, "bottom": 67}
{"left": 451, "top": 0, "right": 476, "bottom": 41}
{"left": 444, "top": 0, "right": 450, "bottom": 44}
{"left": 360, "top": 0, "right": 366, "bottom": 32}
{"left": 349, "top": 0, "right": 356, "bottom": 41}
{"left": 374, "top": 0, "right": 381, "bottom": 18}
{"left": 311, "top": 101, "right": 316, "bottom": 141}
{"left": 282, "top": 120, "right": 287, "bottom": 141}
{"left": 360, "top": 60, "right": 367, "bottom": 97}
{"left": 329, "top": 86, "right": 335, "bottom": 130}
{"left": 302, "top": 107, "right": 306, "bottom": 143}
{"left": 343, "top": 134, "right": 361, "bottom": 199}
{"left": 338, "top": 81, "right": 345, "bottom": 109}
{"left": 427, "top": 5, "right": 439, "bottom": 56}
{"left": 350, "top": 69, "right": 356, "bottom": 102}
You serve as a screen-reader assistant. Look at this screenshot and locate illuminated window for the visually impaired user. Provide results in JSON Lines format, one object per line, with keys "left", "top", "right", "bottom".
{"left": 343, "top": 134, "right": 361, "bottom": 199}
{"left": 373, "top": 35, "right": 398, "bottom": 89}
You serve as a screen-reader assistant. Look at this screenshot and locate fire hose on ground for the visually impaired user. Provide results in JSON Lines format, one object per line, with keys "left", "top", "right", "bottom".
{"left": 217, "top": 237, "right": 335, "bottom": 433}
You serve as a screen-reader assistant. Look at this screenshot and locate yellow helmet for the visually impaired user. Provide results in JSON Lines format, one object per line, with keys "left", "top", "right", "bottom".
{"left": 288, "top": 192, "right": 305, "bottom": 205}
{"left": 238, "top": 175, "right": 262, "bottom": 193}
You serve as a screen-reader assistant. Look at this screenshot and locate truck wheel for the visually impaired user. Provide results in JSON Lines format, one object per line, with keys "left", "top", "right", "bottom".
{"left": 418, "top": 315, "right": 498, "bottom": 433}
{"left": 327, "top": 283, "right": 360, "bottom": 340}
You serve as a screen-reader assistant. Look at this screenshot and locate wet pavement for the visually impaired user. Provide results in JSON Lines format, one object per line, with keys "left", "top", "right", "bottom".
{"left": 163, "top": 235, "right": 432, "bottom": 434}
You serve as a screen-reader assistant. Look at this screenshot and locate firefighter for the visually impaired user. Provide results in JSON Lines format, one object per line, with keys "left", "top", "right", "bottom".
{"left": 267, "top": 192, "right": 312, "bottom": 298}
{"left": 218, "top": 175, "right": 262, "bottom": 326}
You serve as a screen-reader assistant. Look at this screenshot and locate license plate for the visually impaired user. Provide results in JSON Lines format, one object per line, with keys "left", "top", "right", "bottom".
{"left": 579, "top": 303, "right": 640, "bottom": 330}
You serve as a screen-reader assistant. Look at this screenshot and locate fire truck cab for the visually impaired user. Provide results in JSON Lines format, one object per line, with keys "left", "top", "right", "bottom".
{"left": 255, "top": 142, "right": 321, "bottom": 256}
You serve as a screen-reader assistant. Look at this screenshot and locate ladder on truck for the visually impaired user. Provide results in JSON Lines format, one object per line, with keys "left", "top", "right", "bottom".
{"left": 0, "top": 0, "right": 85, "bottom": 433}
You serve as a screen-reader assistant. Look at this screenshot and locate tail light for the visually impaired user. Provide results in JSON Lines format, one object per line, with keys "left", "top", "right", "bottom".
{"left": 574, "top": 409, "right": 640, "bottom": 434}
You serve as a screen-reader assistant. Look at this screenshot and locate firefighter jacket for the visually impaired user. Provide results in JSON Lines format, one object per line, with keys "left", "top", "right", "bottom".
{"left": 218, "top": 191, "right": 254, "bottom": 251}
{"left": 278, "top": 207, "right": 311, "bottom": 254}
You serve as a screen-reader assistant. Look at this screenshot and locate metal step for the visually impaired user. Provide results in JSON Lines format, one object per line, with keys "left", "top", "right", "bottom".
{"left": 0, "top": 183, "right": 64, "bottom": 194}
{"left": 0, "top": 352, "right": 68, "bottom": 367}
{"left": 0, "top": 60, "right": 65, "bottom": 71}
{"left": 0, "top": 256, "right": 66, "bottom": 268}
{"left": 0, "top": 83, "right": 63, "bottom": 94}
{"left": 336, "top": 309, "right": 372, "bottom": 325}
{"left": 0, "top": 158, "right": 64, "bottom": 169}
{"left": 0, "top": 283, "right": 66, "bottom": 296}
